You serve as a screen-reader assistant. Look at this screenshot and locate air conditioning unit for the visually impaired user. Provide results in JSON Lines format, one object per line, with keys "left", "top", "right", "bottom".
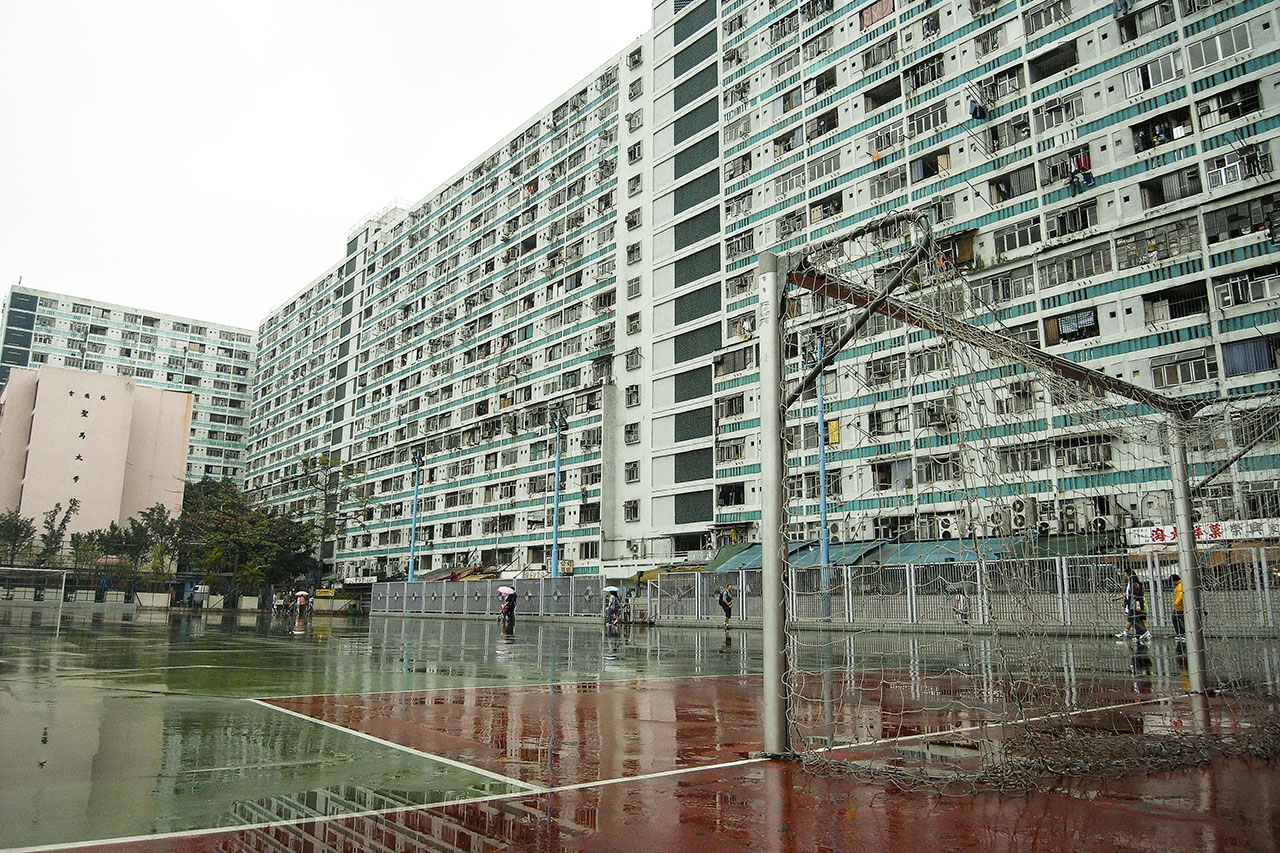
{"left": 1060, "top": 502, "right": 1079, "bottom": 533}
{"left": 925, "top": 404, "right": 957, "bottom": 428}
{"left": 1010, "top": 496, "right": 1038, "bottom": 530}
{"left": 527, "top": 563, "right": 545, "bottom": 575}
{"left": 939, "top": 514, "right": 958, "bottom": 539}
{"left": 1089, "top": 514, "right": 1117, "bottom": 533}
{"left": 988, "top": 508, "right": 1012, "bottom": 536}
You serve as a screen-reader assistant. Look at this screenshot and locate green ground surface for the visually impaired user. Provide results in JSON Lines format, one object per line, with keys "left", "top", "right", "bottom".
{"left": 2, "top": 605, "right": 1274, "bottom": 850}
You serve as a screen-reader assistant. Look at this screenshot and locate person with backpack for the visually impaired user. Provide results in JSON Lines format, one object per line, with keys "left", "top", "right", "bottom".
{"left": 1112, "top": 567, "right": 1150, "bottom": 643}
{"left": 717, "top": 585, "right": 735, "bottom": 628}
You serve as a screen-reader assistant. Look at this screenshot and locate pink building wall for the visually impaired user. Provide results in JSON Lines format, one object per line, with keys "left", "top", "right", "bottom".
{"left": 0, "top": 366, "right": 190, "bottom": 536}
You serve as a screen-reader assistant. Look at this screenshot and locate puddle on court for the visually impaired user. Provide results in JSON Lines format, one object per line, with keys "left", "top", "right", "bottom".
{"left": 0, "top": 679, "right": 519, "bottom": 849}
{"left": 3, "top": 605, "right": 1278, "bottom": 849}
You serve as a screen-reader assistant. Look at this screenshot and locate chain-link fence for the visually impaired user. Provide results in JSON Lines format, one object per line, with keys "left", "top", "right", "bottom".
{"left": 370, "top": 548, "right": 1279, "bottom": 635}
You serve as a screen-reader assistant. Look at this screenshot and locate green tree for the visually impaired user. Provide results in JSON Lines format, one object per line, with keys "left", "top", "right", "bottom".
{"left": 291, "top": 454, "right": 368, "bottom": 582}
{"left": 68, "top": 530, "right": 103, "bottom": 571}
{"left": 235, "top": 564, "right": 267, "bottom": 598}
{"left": 0, "top": 509, "right": 37, "bottom": 565}
{"left": 179, "top": 477, "right": 315, "bottom": 588}
{"left": 137, "top": 504, "right": 181, "bottom": 574}
{"left": 36, "top": 499, "right": 80, "bottom": 567}
{"left": 94, "top": 520, "right": 151, "bottom": 570}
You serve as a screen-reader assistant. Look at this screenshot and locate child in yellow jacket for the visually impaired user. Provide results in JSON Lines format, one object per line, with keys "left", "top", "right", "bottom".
{"left": 1169, "top": 573, "right": 1185, "bottom": 640}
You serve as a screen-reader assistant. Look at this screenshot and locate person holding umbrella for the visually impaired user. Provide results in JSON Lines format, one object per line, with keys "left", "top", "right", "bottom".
{"left": 498, "top": 586, "right": 517, "bottom": 630}
{"left": 603, "top": 586, "right": 622, "bottom": 628}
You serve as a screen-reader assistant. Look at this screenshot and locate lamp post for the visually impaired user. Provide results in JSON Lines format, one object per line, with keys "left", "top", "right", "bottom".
{"left": 407, "top": 448, "right": 424, "bottom": 582}
{"left": 815, "top": 336, "right": 832, "bottom": 620}
{"left": 551, "top": 410, "right": 565, "bottom": 578}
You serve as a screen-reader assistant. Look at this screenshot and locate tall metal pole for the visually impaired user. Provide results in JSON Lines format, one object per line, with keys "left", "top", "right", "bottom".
{"left": 407, "top": 449, "right": 423, "bottom": 582}
{"left": 55, "top": 570, "right": 66, "bottom": 638}
{"left": 551, "top": 411, "right": 563, "bottom": 578}
{"left": 1169, "top": 417, "right": 1208, "bottom": 695}
{"left": 758, "top": 252, "right": 791, "bottom": 756}
{"left": 815, "top": 337, "right": 832, "bottom": 620}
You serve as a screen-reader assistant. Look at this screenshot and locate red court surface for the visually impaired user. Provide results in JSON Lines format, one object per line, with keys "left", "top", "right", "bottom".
{"left": 58, "top": 674, "right": 1280, "bottom": 852}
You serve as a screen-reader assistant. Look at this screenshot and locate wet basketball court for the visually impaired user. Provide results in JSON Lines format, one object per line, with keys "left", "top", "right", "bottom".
{"left": 1, "top": 606, "right": 1277, "bottom": 851}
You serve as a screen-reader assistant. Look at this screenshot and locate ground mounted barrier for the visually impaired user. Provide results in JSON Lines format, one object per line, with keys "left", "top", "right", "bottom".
{"left": 372, "top": 549, "right": 1279, "bottom": 636}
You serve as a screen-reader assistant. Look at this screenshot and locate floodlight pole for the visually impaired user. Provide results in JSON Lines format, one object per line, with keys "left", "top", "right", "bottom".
{"left": 815, "top": 337, "right": 832, "bottom": 620}
{"left": 551, "top": 410, "right": 564, "bottom": 578}
{"left": 56, "top": 570, "right": 66, "bottom": 638}
{"left": 1169, "top": 418, "right": 1209, "bottom": 695}
{"left": 408, "top": 448, "right": 424, "bottom": 582}
{"left": 758, "top": 251, "right": 791, "bottom": 757}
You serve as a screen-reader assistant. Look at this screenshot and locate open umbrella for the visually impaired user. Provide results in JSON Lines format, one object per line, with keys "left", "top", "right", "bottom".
{"left": 497, "top": 586, "right": 515, "bottom": 595}
{"left": 603, "top": 585, "right": 621, "bottom": 594}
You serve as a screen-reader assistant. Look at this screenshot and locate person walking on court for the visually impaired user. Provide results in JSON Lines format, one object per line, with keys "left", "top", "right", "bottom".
{"left": 952, "top": 586, "right": 969, "bottom": 625}
{"left": 501, "top": 590, "right": 518, "bottom": 630}
{"left": 1112, "top": 567, "right": 1150, "bottom": 642}
{"left": 1169, "top": 573, "right": 1185, "bottom": 641}
{"left": 718, "top": 585, "right": 735, "bottom": 628}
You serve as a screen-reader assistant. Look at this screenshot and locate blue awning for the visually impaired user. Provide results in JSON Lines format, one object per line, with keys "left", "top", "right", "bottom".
{"left": 713, "top": 537, "right": 1020, "bottom": 571}
{"left": 713, "top": 541, "right": 810, "bottom": 572}
{"left": 715, "top": 539, "right": 882, "bottom": 571}
{"left": 790, "top": 540, "right": 882, "bottom": 567}
{"left": 866, "top": 538, "right": 1009, "bottom": 565}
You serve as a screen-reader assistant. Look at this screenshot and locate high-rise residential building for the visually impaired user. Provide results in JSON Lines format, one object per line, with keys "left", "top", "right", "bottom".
{"left": 239, "top": 0, "right": 1278, "bottom": 581}
{"left": 0, "top": 286, "right": 256, "bottom": 482}
{"left": 0, "top": 366, "right": 191, "bottom": 536}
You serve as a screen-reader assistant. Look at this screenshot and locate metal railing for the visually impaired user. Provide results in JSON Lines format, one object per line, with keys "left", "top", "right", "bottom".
{"left": 371, "top": 549, "right": 1280, "bottom": 636}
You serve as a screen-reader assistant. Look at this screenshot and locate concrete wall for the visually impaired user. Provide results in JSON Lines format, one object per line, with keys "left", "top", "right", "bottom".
{"left": 123, "top": 385, "right": 191, "bottom": 521}
{"left": 0, "top": 369, "right": 38, "bottom": 512}
{"left": 21, "top": 368, "right": 131, "bottom": 531}
{"left": 0, "top": 366, "right": 190, "bottom": 535}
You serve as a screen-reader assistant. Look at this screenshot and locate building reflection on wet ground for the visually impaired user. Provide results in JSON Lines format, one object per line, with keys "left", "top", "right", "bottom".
{"left": 1, "top": 606, "right": 1276, "bottom": 852}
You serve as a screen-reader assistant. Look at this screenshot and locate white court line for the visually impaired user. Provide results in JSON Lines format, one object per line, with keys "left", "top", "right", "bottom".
{"left": 247, "top": 698, "right": 543, "bottom": 792}
{"left": 4, "top": 752, "right": 771, "bottom": 853}
{"left": 0, "top": 693, "right": 1222, "bottom": 853}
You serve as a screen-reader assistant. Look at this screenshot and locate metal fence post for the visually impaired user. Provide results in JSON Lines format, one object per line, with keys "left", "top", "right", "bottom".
{"left": 739, "top": 568, "right": 747, "bottom": 622}
{"left": 1145, "top": 552, "right": 1163, "bottom": 628}
{"left": 788, "top": 565, "right": 798, "bottom": 622}
{"left": 1253, "top": 547, "right": 1267, "bottom": 628}
{"left": 1260, "top": 548, "right": 1276, "bottom": 629}
{"left": 975, "top": 560, "right": 988, "bottom": 625}
{"left": 905, "top": 563, "right": 918, "bottom": 624}
{"left": 843, "top": 565, "right": 853, "bottom": 623}
{"left": 1055, "top": 557, "right": 1068, "bottom": 626}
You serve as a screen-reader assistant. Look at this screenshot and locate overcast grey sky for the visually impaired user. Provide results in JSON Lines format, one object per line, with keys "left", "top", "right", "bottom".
{"left": 0, "top": 1, "right": 650, "bottom": 329}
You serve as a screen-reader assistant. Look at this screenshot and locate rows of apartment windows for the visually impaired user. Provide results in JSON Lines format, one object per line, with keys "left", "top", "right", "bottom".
{"left": 248, "top": 62, "right": 628, "bottom": 494}
{"left": 716, "top": 0, "right": 1272, "bottom": 262}
{"left": 715, "top": 193, "right": 1277, "bottom": 384}
{"left": 255, "top": 62, "right": 622, "bottom": 368}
